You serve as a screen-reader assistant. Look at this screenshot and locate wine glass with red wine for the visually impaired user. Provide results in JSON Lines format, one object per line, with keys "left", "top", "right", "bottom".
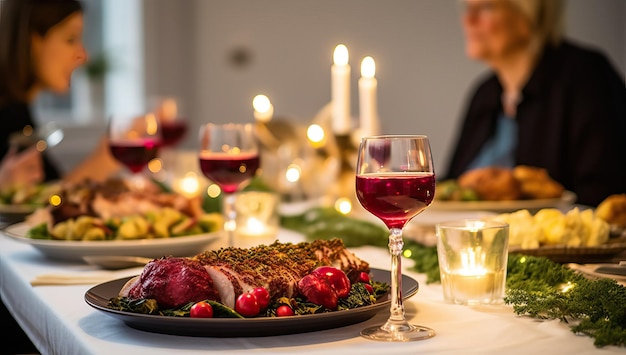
{"left": 355, "top": 135, "right": 436, "bottom": 342}
{"left": 198, "top": 123, "right": 259, "bottom": 246}
{"left": 152, "top": 97, "right": 188, "bottom": 148}
{"left": 108, "top": 113, "right": 162, "bottom": 179}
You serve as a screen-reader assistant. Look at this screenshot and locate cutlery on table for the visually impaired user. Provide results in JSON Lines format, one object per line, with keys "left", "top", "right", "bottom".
{"left": 82, "top": 255, "right": 153, "bottom": 270}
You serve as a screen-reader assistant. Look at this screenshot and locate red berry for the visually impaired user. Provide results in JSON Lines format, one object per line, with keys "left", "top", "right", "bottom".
{"left": 236, "top": 293, "right": 260, "bottom": 317}
{"left": 190, "top": 301, "right": 214, "bottom": 318}
{"left": 364, "top": 283, "right": 374, "bottom": 294}
{"left": 311, "top": 266, "right": 351, "bottom": 298}
{"left": 298, "top": 273, "right": 338, "bottom": 309}
{"left": 250, "top": 287, "right": 270, "bottom": 310}
{"left": 358, "top": 271, "right": 371, "bottom": 283}
{"left": 276, "top": 305, "right": 294, "bottom": 317}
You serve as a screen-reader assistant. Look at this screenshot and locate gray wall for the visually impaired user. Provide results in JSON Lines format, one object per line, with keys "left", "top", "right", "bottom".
{"left": 143, "top": 0, "right": 625, "bottom": 176}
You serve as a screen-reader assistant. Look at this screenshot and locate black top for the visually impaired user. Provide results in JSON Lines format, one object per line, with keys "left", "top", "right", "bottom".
{"left": 0, "top": 101, "right": 61, "bottom": 181}
{"left": 445, "top": 40, "right": 626, "bottom": 206}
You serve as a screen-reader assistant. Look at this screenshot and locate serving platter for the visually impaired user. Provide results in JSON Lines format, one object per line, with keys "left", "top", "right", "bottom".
{"left": 509, "top": 234, "right": 626, "bottom": 264}
{"left": 430, "top": 190, "right": 577, "bottom": 213}
{"left": 84, "top": 268, "right": 418, "bottom": 337}
{"left": 3, "top": 222, "right": 222, "bottom": 262}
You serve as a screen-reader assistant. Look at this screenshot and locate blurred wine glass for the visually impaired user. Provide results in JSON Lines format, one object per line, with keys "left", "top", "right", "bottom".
{"left": 151, "top": 97, "right": 188, "bottom": 148}
{"left": 198, "top": 123, "right": 259, "bottom": 246}
{"left": 107, "top": 113, "right": 161, "bottom": 180}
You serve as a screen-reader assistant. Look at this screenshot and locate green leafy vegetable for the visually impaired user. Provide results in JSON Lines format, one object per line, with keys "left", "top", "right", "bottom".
{"left": 338, "top": 282, "right": 376, "bottom": 310}
{"left": 108, "top": 297, "right": 160, "bottom": 315}
{"left": 281, "top": 207, "right": 389, "bottom": 248}
{"left": 26, "top": 222, "right": 49, "bottom": 240}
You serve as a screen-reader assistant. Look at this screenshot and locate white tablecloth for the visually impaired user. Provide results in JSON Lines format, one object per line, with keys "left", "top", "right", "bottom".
{"left": 0, "top": 228, "right": 621, "bottom": 355}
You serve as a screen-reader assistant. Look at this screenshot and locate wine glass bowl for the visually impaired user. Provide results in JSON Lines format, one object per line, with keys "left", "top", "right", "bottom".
{"left": 108, "top": 113, "right": 161, "bottom": 174}
{"left": 355, "top": 135, "right": 436, "bottom": 342}
{"left": 198, "top": 123, "right": 259, "bottom": 245}
{"left": 152, "top": 96, "right": 188, "bottom": 148}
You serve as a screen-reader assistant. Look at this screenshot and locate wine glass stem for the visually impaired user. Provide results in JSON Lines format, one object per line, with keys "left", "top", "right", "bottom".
{"left": 387, "top": 227, "right": 407, "bottom": 325}
{"left": 223, "top": 192, "right": 237, "bottom": 247}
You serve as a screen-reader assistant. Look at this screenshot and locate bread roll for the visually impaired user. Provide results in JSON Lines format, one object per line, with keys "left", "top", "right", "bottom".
{"left": 513, "top": 165, "right": 564, "bottom": 199}
{"left": 595, "top": 194, "right": 626, "bottom": 227}
{"left": 458, "top": 167, "right": 521, "bottom": 201}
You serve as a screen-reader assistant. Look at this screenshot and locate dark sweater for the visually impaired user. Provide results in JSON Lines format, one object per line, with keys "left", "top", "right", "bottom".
{"left": 0, "top": 101, "right": 61, "bottom": 181}
{"left": 446, "top": 40, "right": 626, "bottom": 206}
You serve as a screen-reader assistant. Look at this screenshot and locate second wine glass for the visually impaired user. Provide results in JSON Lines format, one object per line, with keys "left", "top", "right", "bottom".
{"left": 198, "top": 123, "right": 260, "bottom": 246}
{"left": 108, "top": 113, "right": 162, "bottom": 186}
{"left": 355, "top": 135, "right": 436, "bottom": 342}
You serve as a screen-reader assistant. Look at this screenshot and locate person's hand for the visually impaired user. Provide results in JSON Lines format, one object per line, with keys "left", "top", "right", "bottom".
{"left": 0, "top": 146, "right": 44, "bottom": 188}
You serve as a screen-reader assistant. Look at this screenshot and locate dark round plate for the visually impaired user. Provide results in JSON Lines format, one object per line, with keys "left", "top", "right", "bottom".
{"left": 84, "top": 268, "right": 418, "bottom": 337}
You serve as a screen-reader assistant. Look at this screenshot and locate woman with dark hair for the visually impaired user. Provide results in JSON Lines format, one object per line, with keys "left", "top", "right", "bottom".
{"left": 0, "top": 1, "right": 89, "bottom": 352}
{"left": 446, "top": 0, "right": 626, "bottom": 206}
{"left": 0, "top": 0, "right": 121, "bottom": 189}
{"left": 0, "top": 0, "right": 87, "bottom": 188}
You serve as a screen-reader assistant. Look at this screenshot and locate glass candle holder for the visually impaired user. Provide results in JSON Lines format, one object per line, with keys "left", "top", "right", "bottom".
{"left": 436, "top": 219, "right": 509, "bottom": 305}
{"left": 235, "top": 191, "right": 279, "bottom": 238}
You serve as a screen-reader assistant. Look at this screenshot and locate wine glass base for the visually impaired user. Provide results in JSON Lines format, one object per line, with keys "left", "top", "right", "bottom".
{"left": 360, "top": 323, "right": 435, "bottom": 342}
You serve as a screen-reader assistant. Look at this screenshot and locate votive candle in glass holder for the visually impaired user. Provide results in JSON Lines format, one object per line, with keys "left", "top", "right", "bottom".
{"left": 235, "top": 191, "right": 279, "bottom": 238}
{"left": 436, "top": 219, "right": 509, "bottom": 305}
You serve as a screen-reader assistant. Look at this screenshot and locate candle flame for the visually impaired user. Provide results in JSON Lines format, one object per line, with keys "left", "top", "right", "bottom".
{"left": 333, "top": 44, "right": 349, "bottom": 66}
{"left": 253, "top": 94, "right": 274, "bottom": 122}
{"left": 307, "top": 124, "right": 325, "bottom": 143}
{"left": 253, "top": 94, "right": 271, "bottom": 113}
{"left": 146, "top": 113, "right": 159, "bottom": 136}
{"left": 460, "top": 247, "right": 487, "bottom": 275}
{"left": 180, "top": 172, "right": 200, "bottom": 196}
{"left": 335, "top": 197, "right": 352, "bottom": 215}
{"left": 361, "top": 56, "right": 376, "bottom": 78}
{"left": 285, "top": 164, "right": 301, "bottom": 183}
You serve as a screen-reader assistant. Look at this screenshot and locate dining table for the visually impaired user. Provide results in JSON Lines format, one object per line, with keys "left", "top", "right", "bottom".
{"left": 1, "top": 222, "right": 623, "bottom": 355}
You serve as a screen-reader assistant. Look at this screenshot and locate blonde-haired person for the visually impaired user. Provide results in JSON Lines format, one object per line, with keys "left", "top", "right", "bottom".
{"left": 445, "top": 0, "right": 626, "bottom": 206}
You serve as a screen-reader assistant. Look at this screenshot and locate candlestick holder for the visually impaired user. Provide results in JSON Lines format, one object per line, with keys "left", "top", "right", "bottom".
{"left": 436, "top": 219, "right": 509, "bottom": 305}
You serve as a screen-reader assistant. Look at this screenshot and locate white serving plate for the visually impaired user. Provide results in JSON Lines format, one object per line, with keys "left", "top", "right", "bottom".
{"left": 3, "top": 222, "right": 222, "bottom": 262}
{"left": 429, "top": 190, "right": 577, "bottom": 213}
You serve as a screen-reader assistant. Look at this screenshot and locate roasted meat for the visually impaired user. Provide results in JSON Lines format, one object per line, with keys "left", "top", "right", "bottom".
{"left": 121, "top": 257, "right": 220, "bottom": 309}
{"left": 119, "top": 239, "right": 369, "bottom": 309}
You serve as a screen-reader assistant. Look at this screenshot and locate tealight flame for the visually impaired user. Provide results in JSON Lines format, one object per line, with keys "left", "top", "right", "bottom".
{"left": 333, "top": 44, "right": 349, "bottom": 66}
{"left": 285, "top": 164, "right": 301, "bottom": 183}
{"left": 460, "top": 247, "right": 487, "bottom": 276}
{"left": 307, "top": 124, "right": 325, "bottom": 143}
{"left": 361, "top": 56, "right": 376, "bottom": 78}
{"left": 335, "top": 197, "right": 352, "bottom": 215}
{"left": 180, "top": 172, "right": 200, "bottom": 196}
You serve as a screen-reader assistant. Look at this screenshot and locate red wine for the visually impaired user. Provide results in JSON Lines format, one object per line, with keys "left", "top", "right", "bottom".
{"left": 199, "top": 151, "right": 260, "bottom": 193}
{"left": 160, "top": 120, "right": 188, "bottom": 147}
{"left": 356, "top": 172, "right": 435, "bottom": 229}
{"left": 109, "top": 139, "right": 160, "bottom": 173}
